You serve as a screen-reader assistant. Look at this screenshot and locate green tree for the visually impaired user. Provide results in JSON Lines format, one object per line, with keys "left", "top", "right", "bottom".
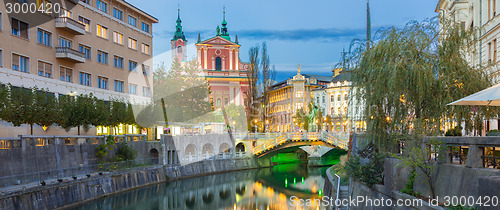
{"left": 349, "top": 18, "right": 492, "bottom": 152}
{"left": 152, "top": 59, "right": 212, "bottom": 123}
{"left": 4, "top": 85, "right": 36, "bottom": 134}
{"left": 33, "top": 88, "right": 58, "bottom": 131}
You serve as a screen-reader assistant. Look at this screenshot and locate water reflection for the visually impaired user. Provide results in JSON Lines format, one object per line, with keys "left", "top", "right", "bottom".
{"left": 73, "top": 164, "right": 330, "bottom": 210}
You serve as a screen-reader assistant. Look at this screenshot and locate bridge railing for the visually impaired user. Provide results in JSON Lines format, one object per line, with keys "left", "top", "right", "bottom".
{"left": 252, "top": 132, "right": 350, "bottom": 155}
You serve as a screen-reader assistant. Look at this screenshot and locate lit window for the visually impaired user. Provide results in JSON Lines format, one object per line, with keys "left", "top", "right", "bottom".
{"left": 141, "top": 43, "right": 150, "bottom": 54}
{"left": 37, "top": 60, "right": 52, "bottom": 78}
{"left": 128, "top": 38, "right": 137, "bottom": 50}
{"left": 97, "top": 24, "right": 108, "bottom": 39}
{"left": 113, "top": 31, "right": 123, "bottom": 44}
{"left": 78, "top": 16, "right": 90, "bottom": 32}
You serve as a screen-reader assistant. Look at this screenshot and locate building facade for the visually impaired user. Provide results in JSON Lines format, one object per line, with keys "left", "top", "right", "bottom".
{"left": 0, "top": 0, "right": 157, "bottom": 136}
{"left": 266, "top": 67, "right": 326, "bottom": 132}
{"left": 172, "top": 10, "right": 250, "bottom": 110}
{"left": 437, "top": 0, "right": 499, "bottom": 132}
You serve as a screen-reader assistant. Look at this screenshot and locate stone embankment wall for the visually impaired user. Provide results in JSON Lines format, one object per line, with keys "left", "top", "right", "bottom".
{"left": 349, "top": 157, "right": 500, "bottom": 210}
{"left": 0, "top": 158, "right": 258, "bottom": 210}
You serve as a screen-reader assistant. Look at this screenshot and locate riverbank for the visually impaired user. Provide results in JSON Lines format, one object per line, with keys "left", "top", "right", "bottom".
{"left": 0, "top": 158, "right": 259, "bottom": 210}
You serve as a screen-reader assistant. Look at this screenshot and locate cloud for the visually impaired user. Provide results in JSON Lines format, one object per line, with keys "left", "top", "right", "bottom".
{"left": 154, "top": 27, "right": 385, "bottom": 42}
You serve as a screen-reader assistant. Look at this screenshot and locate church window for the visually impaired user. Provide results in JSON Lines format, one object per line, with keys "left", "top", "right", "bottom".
{"left": 177, "top": 45, "right": 182, "bottom": 54}
{"left": 215, "top": 56, "right": 222, "bottom": 70}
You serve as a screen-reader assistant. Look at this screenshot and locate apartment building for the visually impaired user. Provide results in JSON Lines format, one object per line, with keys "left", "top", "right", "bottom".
{"left": 312, "top": 69, "right": 365, "bottom": 132}
{"left": 0, "top": 0, "right": 157, "bottom": 136}
{"left": 266, "top": 67, "right": 325, "bottom": 132}
{"left": 437, "top": 0, "right": 499, "bottom": 132}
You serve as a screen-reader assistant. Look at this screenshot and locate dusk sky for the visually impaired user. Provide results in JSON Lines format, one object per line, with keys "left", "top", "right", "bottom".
{"left": 127, "top": 0, "right": 438, "bottom": 81}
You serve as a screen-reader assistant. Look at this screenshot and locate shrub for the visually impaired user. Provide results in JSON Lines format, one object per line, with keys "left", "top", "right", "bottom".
{"left": 345, "top": 151, "right": 385, "bottom": 188}
{"left": 486, "top": 129, "right": 500, "bottom": 136}
{"left": 445, "top": 126, "right": 462, "bottom": 136}
{"left": 115, "top": 141, "right": 136, "bottom": 161}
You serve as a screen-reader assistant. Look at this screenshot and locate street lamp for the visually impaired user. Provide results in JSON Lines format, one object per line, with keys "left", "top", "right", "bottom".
{"left": 265, "top": 120, "right": 269, "bottom": 133}
{"left": 254, "top": 119, "right": 258, "bottom": 134}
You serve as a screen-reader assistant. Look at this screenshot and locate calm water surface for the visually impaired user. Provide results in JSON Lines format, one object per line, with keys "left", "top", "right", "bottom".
{"left": 73, "top": 163, "right": 331, "bottom": 210}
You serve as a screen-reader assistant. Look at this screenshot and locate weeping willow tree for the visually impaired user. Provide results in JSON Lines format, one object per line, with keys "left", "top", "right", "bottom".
{"left": 348, "top": 18, "right": 494, "bottom": 152}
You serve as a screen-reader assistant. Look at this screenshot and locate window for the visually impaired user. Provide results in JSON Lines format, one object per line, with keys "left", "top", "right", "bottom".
{"left": 295, "top": 103, "right": 303, "bottom": 110}
{"left": 96, "top": 0, "right": 107, "bottom": 13}
{"left": 217, "top": 99, "right": 221, "bottom": 107}
{"left": 128, "top": 16, "right": 137, "bottom": 27}
{"left": 330, "top": 95, "right": 334, "bottom": 102}
{"left": 35, "top": 0, "right": 50, "bottom": 10}
{"left": 177, "top": 45, "right": 182, "bottom": 53}
{"left": 113, "top": 56, "right": 123, "bottom": 68}
{"left": 97, "top": 76, "right": 108, "bottom": 89}
{"left": 97, "top": 50, "right": 108, "bottom": 64}
{"left": 79, "top": 44, "right": 91, "bottom": 60}
{"left": 143, "top": 86, "right": 151, "bottom": 97}
{"left": 60, "top": 8, "right": 72, "bottom": 18}
{"left": 59, "top": 66, "right": 72, "bottom": 82}
{"left": 0, "top": 12, "right": 3, "bottom": 31}
{"left": 79, "top": 72, "right": 91, "bottom": 86}
{"left": 11, "top": 18, "right": 28, "bottom": 39}
{"left": 141, "top": 43, "right": 150, "bottom": 54}
{"left": 142, "top": 64, "right": 150, "bottom": 75}
{"left": 295, "top": 91, "right": 303, "bottom": 98}
{"left": 344, "top": 93, "right": 348, "bottom": 101}
{"left": 128, "top": 38, "right": 137, "bottom": 50}
{"left": 114, "top": 80, "right": 124, "bottom": 92}
{"left": 97, "top": 24, "right": 108, "bottom": 39}
{"left": 0, "top": 49, "right": 3, "bottom": 68}
{"left": 337, "top": 94, "right": 341, "bottom": 101}
{"left": 129, "top": 84, "right": 137, "bottom": 95}
{"left": 58, "top": 37, "right": 72, "bottom": 48}
{"left": 322, "top": 96, "right": 326, "bottom": 103}
{"left": 113, "top": 31, "right": 123, "bottom": 44}
{"left": 113, "top": 8, "right": 123, "bottom": 20}
{"left": 78, "top": 16, "right": 90, "bottom": 32}
{"left": 81, "top": 0, "right": 90, "bottom": 4}
{"left": 12, "top": 53, "right": 29, "bottom": 73}
{"left": 37, "top": 60, "right": 52, "bottom": 78}
{"left": 37, "top": 28, "right": 52, "bottom": 47}
{"left": 141, "top": 22, "right": 150, "bottom": 33}
{"left": 215, "top": 57, "right": 222, "bottom": 70}
{"left": 129, "top": 60, "right": 137, "bottom": 71}
{"left": 224, "top": 98, "right": 229, "bottom": 105}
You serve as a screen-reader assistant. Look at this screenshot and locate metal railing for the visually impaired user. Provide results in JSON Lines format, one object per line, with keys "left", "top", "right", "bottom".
{"left": 56, "top": 47, "right": 86, "bottom": 58}
{"left": 55, "top": 17, "right": 86, "bottom": 31}
{"left": 252, "top": 132, "right": 350, "bottom": 155}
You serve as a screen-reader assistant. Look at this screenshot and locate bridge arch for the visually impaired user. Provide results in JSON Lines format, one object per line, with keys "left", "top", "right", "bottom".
{"left": 219, "top": 143, "right": 230, "bottom": 154}
{"left": 202, "top": 143, "right": 214, "bottom": 154}
{"left": 149, "top": 148, "right": 159, "bottom": 164}
{"left": 235, "top": 142, "right": 246, "bottom": 152}
{"left": 185, "top": 144, "right": 197, "bottom": 156}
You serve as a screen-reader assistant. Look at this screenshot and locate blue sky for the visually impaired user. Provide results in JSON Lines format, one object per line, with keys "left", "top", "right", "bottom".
{"left": 127, "top": 0, "right": 438, "bottom": 81}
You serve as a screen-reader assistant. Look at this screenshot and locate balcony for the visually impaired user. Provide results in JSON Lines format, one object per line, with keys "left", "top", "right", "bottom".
{"left": 55, "top": 47, "right": 86, "bottom": 63}
{"left": 55, "top": 17, "right": 86, "bottom": 35}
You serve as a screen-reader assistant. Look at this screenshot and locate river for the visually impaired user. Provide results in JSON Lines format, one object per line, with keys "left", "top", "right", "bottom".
{"left": 72, "top": 163, "right": 333, "bottom": 210}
